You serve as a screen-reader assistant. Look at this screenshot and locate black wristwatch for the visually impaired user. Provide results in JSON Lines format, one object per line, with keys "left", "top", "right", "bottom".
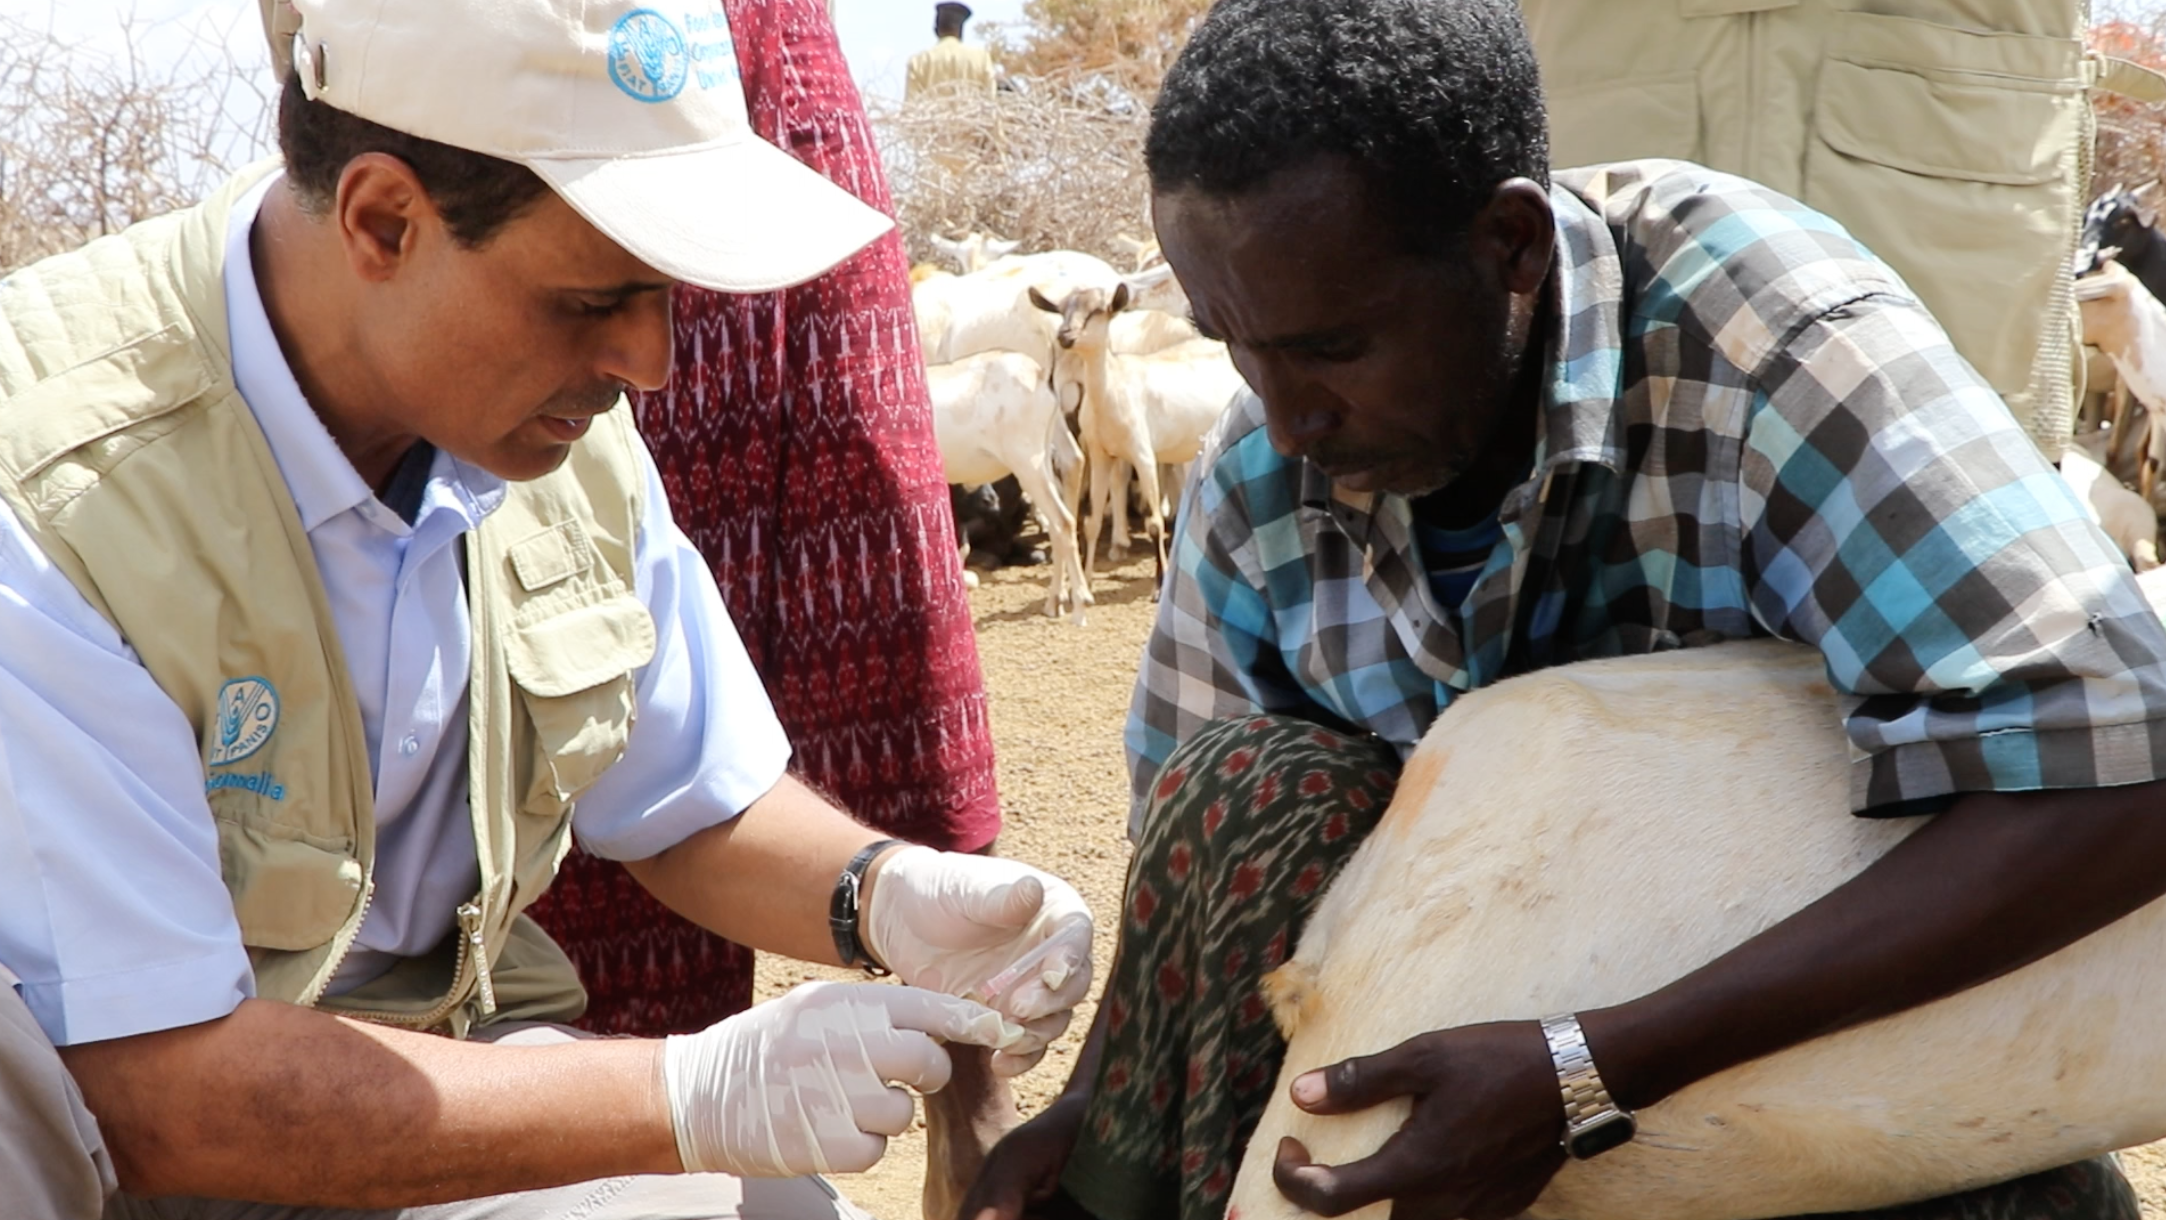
{"left": 830, "top": 838, "right": 905, "bottom": 975}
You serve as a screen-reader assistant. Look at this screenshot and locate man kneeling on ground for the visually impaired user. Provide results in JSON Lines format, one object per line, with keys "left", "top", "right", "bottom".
{"left": 964, "top": 2, "right": 2166, "bottom": 1218}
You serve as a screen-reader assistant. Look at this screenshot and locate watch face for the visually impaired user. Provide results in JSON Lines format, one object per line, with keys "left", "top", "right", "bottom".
{"left": 1566, "top": 1112, "right": 1637, "bottom": 1160}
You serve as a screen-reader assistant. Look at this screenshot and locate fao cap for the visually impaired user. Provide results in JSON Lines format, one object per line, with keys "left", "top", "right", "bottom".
{"left": 288, "top": 0, "right": 892, "bottom": 293}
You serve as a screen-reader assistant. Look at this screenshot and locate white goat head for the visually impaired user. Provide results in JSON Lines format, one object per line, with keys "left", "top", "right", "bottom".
{"left": 1030, "top": 281, "right": 1129, "bottom": 350}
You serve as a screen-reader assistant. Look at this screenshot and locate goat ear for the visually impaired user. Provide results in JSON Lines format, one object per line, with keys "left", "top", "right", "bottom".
{"left": 1110, "top": 281, "right": 1131, "bottom": 314}
{"left": 990, "top": 238, "right": 1021, "bottom": 259}
{"left": 1028, "top": 286, "right": 1061, "bottom": 314}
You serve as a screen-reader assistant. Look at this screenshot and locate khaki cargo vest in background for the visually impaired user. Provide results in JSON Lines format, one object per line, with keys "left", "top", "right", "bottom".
{"left": 907, "top": 36, "right": 996, "bottom": 99}
{"left": 1519, "top": 0, "right": 2096, "bottom": 455}
{"left": 0, "top": 167, "right": 658, "bottom": 1037}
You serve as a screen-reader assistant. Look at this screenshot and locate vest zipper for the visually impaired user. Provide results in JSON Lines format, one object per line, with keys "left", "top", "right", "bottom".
{"left": 314, "top": 891, "right": 493, "bottom": 1031}
{"left": 300, "top": 873, "right": 376, "bottom": 1008}
{"left": 458, "top": 901, "right": 499, "bottom": 1017}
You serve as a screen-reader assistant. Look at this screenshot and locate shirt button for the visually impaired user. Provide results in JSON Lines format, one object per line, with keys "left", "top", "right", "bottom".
{"left": 400, "top": 734, "right": 420, "bottom": 757}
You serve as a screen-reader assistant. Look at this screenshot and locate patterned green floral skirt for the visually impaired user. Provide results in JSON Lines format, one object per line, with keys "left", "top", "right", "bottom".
{"left": 1058, "top": 714, "right": 2138, "bottom": 1220}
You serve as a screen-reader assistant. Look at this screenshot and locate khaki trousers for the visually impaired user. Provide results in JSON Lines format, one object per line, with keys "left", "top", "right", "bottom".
{"left": 1, "top": 965, "right": 115, "bottom": 1220}
{"left": 0, "top": 979, "right": 871, "bottom": 1220}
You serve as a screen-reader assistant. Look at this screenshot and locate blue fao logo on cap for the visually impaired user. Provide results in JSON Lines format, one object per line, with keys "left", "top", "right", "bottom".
{"left": 608, "top": 9, "right": 689, "bottom": 103}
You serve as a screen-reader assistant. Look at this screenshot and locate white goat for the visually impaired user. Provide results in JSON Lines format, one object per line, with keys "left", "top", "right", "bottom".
{"left": 1235, "top": 627, "right": 2166, "bottom": 1220}
{"left": 927, "top": 230, "right": 1022, "bottom": 274}
{"left": 1111, "top": 233, "right": 1162, "bottom": 272}
{"left": 913, "top": 251, "right": 1122, "bottom": 367}
{"left": 926, "top": 350, "right": 1089, "bottom": 622}
{"left": 2062, "top": 439, "right": 2161, "bottom": 570}
{"left": 2076, "top": 257, "right": 2166, "bottom": 499}
{"left": 1031, "top": 282, "right": 1245, "bottom": 580}
{"left": 1110, "top": 307, "right": 1201, "bottom": 355}
{"left": 1120, "top": 260, "right": 1191, "bottom": 319}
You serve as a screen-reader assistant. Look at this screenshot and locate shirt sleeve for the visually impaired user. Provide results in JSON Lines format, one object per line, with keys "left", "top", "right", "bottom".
{"left": 568, "top": 439, "right": 793, "bottom": 861}
{"left": 0, "top": 502, "right": 255, "bottom": 1047}
{"left": 1738, "top": 290, "right": 2166, "bottom": 810}
{"left": 1126, "top": 409, "right": 1321, "bottom": 840}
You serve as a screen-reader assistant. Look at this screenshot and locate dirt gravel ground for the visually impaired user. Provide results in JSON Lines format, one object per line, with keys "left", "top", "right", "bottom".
{"left": 755, "top": 554, "right": 2166, "bottom": 1220}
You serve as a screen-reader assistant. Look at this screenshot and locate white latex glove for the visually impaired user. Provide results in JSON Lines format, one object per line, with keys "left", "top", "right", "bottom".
{"left": 663, "top": 981, "right": 1021, "bottom": 1177}
{"left": 861, "top": 846, "right": 1095, "bottom": 1076}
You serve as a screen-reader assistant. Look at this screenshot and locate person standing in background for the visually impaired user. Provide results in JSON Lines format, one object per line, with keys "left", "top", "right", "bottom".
{"left": 1515, "top": 0, "right": 2164, "bottom": 459}
{"left": 907, "top": 2, "right": 997, "bottom": 99}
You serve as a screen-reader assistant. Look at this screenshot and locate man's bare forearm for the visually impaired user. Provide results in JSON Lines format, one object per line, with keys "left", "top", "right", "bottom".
{"left": 58, "top": 998, "right": 677, "bottom": 1204}
{"left": 1583, "top": 778, "right": 2166, "bottom": 1112}
{"left": 623, "top": 772, "right": 894, "bottom": 965}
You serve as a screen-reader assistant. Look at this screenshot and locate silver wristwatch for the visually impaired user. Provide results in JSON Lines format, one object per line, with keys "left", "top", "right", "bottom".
{"left": 1539, "top": 1013, "right": 1637, "bottom": 1159}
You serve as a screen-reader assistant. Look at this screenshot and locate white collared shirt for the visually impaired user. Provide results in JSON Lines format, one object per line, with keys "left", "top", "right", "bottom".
{"left": 0, "top": 176, "right": 791, "bottom": 1044}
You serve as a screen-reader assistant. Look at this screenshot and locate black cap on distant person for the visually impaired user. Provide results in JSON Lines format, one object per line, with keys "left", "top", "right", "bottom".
{"left": 936, "top": 3, "right": 974, "bottom": 26}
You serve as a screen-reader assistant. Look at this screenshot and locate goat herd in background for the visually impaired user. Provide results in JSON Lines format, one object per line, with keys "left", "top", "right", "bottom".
{"left": 926, "top": 187, "right": 2166, "bottom": 623}
{"left": 915, "top": 231, "right": 1237, "bottom": 623}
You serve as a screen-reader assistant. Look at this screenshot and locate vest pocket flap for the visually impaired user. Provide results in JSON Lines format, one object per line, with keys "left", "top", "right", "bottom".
{"left": 504, "top": 591, "right": 657, "bottom": 698}
{"left": 214, "top": 818, "right": 364, "bottom": 952}
{"left": 508, "top": 521, "right": 594, "bottom": 592}
{"left": 1816, "top": 14, "right": 2080, "bottom": 187}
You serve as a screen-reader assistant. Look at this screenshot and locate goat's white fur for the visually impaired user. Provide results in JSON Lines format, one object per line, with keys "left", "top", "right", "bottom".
{"left": 1120, "top": 260, "right": 1191, "bottom": 319}
{"left": 2077, "top": 258, "right": 2166, "bottom": 500}
{"left": 1034, "top": 283, "right": 1244, "bottom": 576}
{"left": 928, "top": 230, "right": 1022, "bottom": 274}
{"left": 926, "top": 350, "right": 1090, "bottom": 621}
{"left": 913, "top": 251, "right": 1122, "bottom": 368}
{"left": 2062, "top": 441, "right": 2161, "bottom": 570}
{"left": 1233, "top": 620, "right": 2166, "bottom": 1220}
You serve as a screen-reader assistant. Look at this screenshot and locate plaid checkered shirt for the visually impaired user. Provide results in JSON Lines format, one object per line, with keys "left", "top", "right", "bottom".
{"left": 1126, "top": 160, "right": 2166, "bottom": 837}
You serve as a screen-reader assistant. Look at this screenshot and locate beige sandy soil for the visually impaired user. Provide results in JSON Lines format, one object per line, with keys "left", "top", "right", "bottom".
{"left": 754, "top": 555, "right": 2166, "bottom": 1220}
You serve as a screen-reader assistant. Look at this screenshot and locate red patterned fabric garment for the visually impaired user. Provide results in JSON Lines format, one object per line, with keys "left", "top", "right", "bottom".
{"left": 524, "top": 0, "right": 1002, "bottom": 1036}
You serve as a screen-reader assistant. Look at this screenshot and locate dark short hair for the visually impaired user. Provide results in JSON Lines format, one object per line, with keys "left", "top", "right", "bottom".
{"left": 1145, "top": 0, "right": 1549, "bottom": 255}
{"left": 276, "top": 71, "right": 552, "bottom": 248}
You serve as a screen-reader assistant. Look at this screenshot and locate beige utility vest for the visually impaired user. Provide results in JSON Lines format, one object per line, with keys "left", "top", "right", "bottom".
{"left": 0, "top": 167, "right": 657, "bottom": 1036}
{"left": 1517, "top": 0, "right": 2157, "bottom": 455}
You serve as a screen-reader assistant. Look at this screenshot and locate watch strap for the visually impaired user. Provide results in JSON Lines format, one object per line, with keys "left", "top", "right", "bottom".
{"left": 830, "top": 839, "right": 906, "bottom": 975}
{"left": 1540, "top": 1012, "right": 1634, "bottom": 1156}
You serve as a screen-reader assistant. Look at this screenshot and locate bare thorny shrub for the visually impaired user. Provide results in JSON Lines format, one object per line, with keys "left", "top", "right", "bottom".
{"left": 875, "top": 0, "right": 1210, "bottom": 268}
{"left": 0, "top": 9, "right": 272, "bottom": 274}
{"left": 875, "top": 77, "right": 1154, "bottom": 270}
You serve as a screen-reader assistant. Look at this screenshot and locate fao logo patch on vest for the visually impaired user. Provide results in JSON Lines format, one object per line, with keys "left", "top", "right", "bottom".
{"left": 209, "top": 677, "right": 280, "bottom": 767}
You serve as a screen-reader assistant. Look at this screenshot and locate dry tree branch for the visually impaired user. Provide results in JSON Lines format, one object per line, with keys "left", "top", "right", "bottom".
{"left": 0, "top": 5, "right": 273, "bottom": 273}
{"left": 874, "top": 71, "right": 1155, "bottom": 267}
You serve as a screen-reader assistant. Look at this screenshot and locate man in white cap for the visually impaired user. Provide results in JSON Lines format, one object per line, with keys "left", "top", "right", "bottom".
{"left": 0, "top": 1, "right": 1094, "bottom": 1217}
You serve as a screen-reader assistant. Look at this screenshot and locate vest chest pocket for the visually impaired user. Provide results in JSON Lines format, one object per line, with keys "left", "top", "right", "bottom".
{"left": 1803, "top": 10, "right": 2083, "bottom": 397}
{"left": 501, "top": 525, "right": 658, "bottom": 808}
{"left": 211, "top": 809, "right": 365, "bottom": 951}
